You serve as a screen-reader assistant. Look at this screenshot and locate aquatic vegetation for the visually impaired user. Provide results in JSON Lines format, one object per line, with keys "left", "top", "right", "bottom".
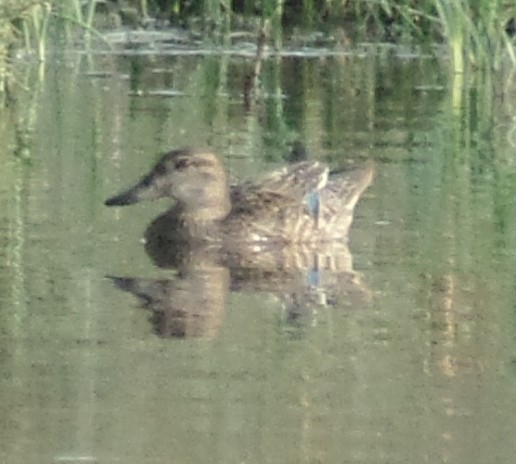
{"left": 0, "top": 1, "right": 52, "bottom": 61}
{"left": 432, "top": 0, "right": 516, "bottom": 72}
{"left": 0, "top": 0, "right": 109, "bottom": 103}
{"left": 0, "top": 1, "right": 44, "bottom": 101}
{"left": 0, "top": 1, "right": 514, "bottom": 71}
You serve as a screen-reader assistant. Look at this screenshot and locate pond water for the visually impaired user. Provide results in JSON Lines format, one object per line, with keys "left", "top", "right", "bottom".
{"left": 1, "top": 42, "right": 516, "bottom": 464}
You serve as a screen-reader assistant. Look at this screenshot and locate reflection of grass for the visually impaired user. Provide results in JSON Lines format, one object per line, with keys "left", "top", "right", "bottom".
{"left": 1, "top": 1, "right": 514, "bottom": 169}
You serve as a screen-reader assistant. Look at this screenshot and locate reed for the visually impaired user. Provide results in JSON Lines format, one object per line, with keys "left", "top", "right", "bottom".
{"left": 0, "top": 1, "right": 46, "bottom": 102}
{"left": 433, "top": 0, "right": 516, "bottom": 72}
{"left": 335, "top": 0, "right": 514, "bottom": 71}
{"left": 142, "top": 0, "right": 515, "bottom": 70}
{"left": 1, "top": 0, "right": 515, "bottom": 98}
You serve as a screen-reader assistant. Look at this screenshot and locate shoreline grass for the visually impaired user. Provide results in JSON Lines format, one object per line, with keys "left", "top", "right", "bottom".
{"left": 0, "top": 1, "right": 514, "bottom": 62}
{"left": 0, "top": 0, "right": 515, "bottom": 105}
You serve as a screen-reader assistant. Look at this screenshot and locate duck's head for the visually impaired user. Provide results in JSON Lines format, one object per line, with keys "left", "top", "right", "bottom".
{"left": 105, "top": 148, "right": 231, "bottom": 221}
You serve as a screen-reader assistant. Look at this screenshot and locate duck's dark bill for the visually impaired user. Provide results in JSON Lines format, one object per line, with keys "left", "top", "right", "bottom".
{"left": 105, "top": 190, "right": 140, "bottom": 206}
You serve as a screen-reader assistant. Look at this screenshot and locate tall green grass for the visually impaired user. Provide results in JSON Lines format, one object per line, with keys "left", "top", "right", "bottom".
{"left": 433, "top": 0, "right": 516, "bottom": 72}
{"left": 0, "top": 1, "right": 49, "bottom": 103}
{"left": 0, "top": 0, "right": 110, "bottom": 102}
{"left": 1, "top": 0, "right": 515, "bottom": 66}
{"left": 150, "top": 0, "right": 516, "bottom": 72}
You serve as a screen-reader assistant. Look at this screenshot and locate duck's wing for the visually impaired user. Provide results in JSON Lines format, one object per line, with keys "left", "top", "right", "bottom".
{"left": 256, "top": 160, "right": 329, "bottom": 198}
{"left": 227, "top": 160, "right": 373, "bottom": 243}
{"left": 230, "top": 161, "right": 329, "bottom": 213}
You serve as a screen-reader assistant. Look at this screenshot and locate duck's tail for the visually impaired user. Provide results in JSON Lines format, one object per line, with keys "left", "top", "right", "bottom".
{"left": 317, "top": 161, "right": 374, "bottom": 238}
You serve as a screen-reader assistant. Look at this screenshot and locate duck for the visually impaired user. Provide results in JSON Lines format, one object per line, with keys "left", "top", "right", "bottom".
{"left": 104, "top": 147, "right": 373, "bottom": 247}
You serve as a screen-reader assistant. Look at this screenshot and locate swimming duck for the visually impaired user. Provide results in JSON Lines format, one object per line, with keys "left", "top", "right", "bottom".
{"left": 105, "top": 147, "right": 373, "bottom": 246}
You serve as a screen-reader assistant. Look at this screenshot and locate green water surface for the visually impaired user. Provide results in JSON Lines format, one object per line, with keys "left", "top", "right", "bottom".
{"left": 1, "top": 46, "right": 516, "bottom": 463}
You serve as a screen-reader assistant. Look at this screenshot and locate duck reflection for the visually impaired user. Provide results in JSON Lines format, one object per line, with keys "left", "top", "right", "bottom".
{"left": 107, "top": 263, "right": 228, "bottom": 339}
{"left": 105, "top": 146, "right": 374, "bottom": 338}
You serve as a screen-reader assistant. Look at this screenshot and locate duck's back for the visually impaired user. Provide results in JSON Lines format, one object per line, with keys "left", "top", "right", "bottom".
{"left": 223, "top": 161, "right": 373, "bottom": 245}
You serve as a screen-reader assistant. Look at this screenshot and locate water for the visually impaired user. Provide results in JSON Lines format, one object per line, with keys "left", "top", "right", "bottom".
{"left": 1, "top": 44, "right": 516, "bottom": 464}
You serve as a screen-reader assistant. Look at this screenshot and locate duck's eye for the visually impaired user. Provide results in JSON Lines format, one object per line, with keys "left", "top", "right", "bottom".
{"left": 175, "top": 159, "right": 189, "bottom": 170}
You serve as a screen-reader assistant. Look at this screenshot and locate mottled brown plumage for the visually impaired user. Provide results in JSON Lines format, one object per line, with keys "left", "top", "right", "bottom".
{"left": 105, "top": 147, "right": 373, "bottom": 246}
